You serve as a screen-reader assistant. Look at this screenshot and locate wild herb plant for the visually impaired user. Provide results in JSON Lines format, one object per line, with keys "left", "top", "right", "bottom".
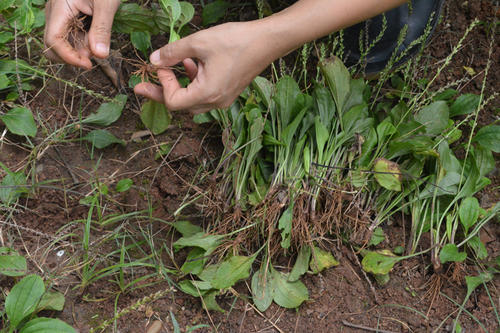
{"left": 0, "top": 250, "right": 75, "bottom": 333}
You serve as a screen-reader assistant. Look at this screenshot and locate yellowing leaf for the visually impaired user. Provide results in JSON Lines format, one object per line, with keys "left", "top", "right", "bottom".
{"left": 309, "top": 246, "right": 339, "bottom": 274}
{"left": 463, "top": 66, "right": 476, "bottom": 76}
{"left": 373, "top": 158, "right": 402, "bottom": 191}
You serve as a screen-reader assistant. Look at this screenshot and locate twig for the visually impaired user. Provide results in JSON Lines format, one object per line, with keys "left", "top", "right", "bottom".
{"left": 351, "top": 245, "right": 380, "bottom": 305}
{"left": 341, "top": 320, "right": 398, "bottom": 333}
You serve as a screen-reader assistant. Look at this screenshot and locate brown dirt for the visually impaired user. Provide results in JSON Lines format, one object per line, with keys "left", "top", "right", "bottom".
{"left": 1, "top": 1, "right": 498, "bottom": 333}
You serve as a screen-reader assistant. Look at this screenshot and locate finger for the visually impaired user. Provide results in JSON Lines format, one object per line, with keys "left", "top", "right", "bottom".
{"left": 183, "top": 58, "right": 198, "bottom": 81}
{"left": 150, "top": 36, "right": 198, "bottom": 67}
{"left": 88, "top": 0, "right": 121, "bottom": 58}
{"left": 134, "top": 82, "right": 165, "bottom": 104}
{"left": 157, "top": 69, "right": 205, "bottom": 110}
{"left": 43, "top": 48, "right": 64, "bottom": 63}
{"left": 44, "top": 2, "right": 92, "bottom": 68}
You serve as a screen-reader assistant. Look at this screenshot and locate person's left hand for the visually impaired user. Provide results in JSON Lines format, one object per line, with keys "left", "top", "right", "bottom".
{"left": 44, "top": 0, "right": 121, "bottom": 69}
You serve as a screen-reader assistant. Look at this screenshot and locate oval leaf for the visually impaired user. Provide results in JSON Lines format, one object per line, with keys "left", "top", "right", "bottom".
{"left": 472, "top": 125, "right": 500, "bottom": 153}
{"left": 82, "top": 94, "right": 127, "bottom": 126}
{"left": 272, "top": 270, "right": 308, "bottom": 309}
{"left": 459, "top": 197, "right": 479, "bottom": 234}
{"left": 0, "top": 247, "right": 27, "bottom": 277}
{"left": 439, "top": 244, "right": 467, "bottom": 264}
{"left": 140, "top": 100, "right": 172, "bottom": 135}
{"left": 19, "top": 318, "right": 75, "bottom": 333}
{"left": 211, "top": 255, "right": 255, "bottom": 289}
{"left": 361, "top": 251, "right": 399, "bottom": 275}
{"left": 414, "top": 101, "right": 449, "bottom": 136}
{"left": 83, "top": 129, "right": 125, "bottom": 149}
{"left": 6, "top": 274, "right": 45, "bottom": 328}
{"left": 309, "top": 246, "right": 339, "bottom": 274}
{"left": 251, "top": 266, "right": 274, "bottom": 312}
{"left": 450, "top": 94, "right": 480, "bottom": 117}
{"left": 0, "top": 107, "right": 37, "bottom": 137}
{"left": 36, "top": 291, "right": 65, "bottom": 312}
{"left": 115, "top": 178, "right": 133, "bottom": 193}
{"left": 373, "top": 158, "right": 402, "bottom": 191}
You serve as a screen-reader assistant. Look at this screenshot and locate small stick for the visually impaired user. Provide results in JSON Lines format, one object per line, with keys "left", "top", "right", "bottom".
{"left": 351, "top": 245, "right": 380, "bottom": 305}
{"left": 341, "top": 320, "right": 398, "bottom": 333}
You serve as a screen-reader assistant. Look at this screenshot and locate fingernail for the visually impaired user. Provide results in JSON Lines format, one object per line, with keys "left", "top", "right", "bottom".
{"left": 95, "top": 43, "right": 109, "bottom": 56}
{"left": 150, "top": 50, "right": 161, "bottom": 65}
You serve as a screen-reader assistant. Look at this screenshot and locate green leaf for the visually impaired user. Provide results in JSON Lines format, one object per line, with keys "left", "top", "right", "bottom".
{"left": 373, "top": 158, "right": 402, "bottom": 191}
{"left": 368, "top": 227, "right": 386, "bottom": 246}
{"left": 467, "top": 236, "right": 488, "bottom": 260}
{"left": 159, "top": 0, "right": 182, "bottom": 22}
{"left": 471, "top": 145, "right": 495, "bottom": 178}
{"left": 202, "top": 0, "right": 230, "bottom": 25}
{"left": 450, "top": 94, "right": 480, "bottom": 117}
{"left": 278, "top": 203, "right": 294, "bottom": 249}
{"left": 114, "top": 4, "right": 158, "bottom": 34}
{"left": 82, "top": 94, "right": 127, "bottom": 126}
{"left": 0, "top": 107, "right": 37, "bottom": 137}
{"left": 178, "top": 280, "right": 212, "bottom": 297}
{"left": 172, "top": 221, "right": 203, "bottom": 237}
{"left": 289, "top": 246, "right": 311, "bottom": 282}
{"left": 0, "top": 0, "right": 15, "bottom": 11}
{"left": 170, "top": 310, "right": 181, "bottom": 333}
{"left": 180, "top": 247, "right": 206, "bottom": 275}
{"left": 273, "top": 76, "right": 300, "bottom": 128}
{"left": 465, "top": 273, "right": 492, "bottom": 298}
{"left": 414, "top": 101, "right": 449, "bottom": 136}
{"left": 201, "top": 290, "right": 224, "bottom": 312}
{"left": 0, "top": 247, "right": 27, "bottom": 277}
{"left": 439, "top": 244, "right": 467, "bottom": 264}
{"left": 83, "top": 129, "right": 125, "bottom": 149}
{"left": 472, "top": 125, "right": 500, "bottom": 153}
{"left": 19, "top": 318, "right": 75, "bottom": 333}
{"left": 36, "top": 291, "right": 65, "bottom": 312}
{"left": 309, "top": 246, "right": 339, "bottom": 274}
{"left": 173, "top": 232, "right": 223, "bottom": 252}
{"left": 459, "top": 197, "right": 479, "bottom": 235}
{"left": 140, "top": 100, "right": 172, "bottom": 135}
{"left": 211, "top": 255, "right": 255, "bottom": 289}
{"left": 361, "top": 251, "right": 399, "bottom": 275}
{"left": 251, "top": 265, "right": 274, "bottom": 312}
{"left": 115, "top": 178, "right": 133, "bottom": 193}
{"left": 0, "top": 168, "right": 27, "bottom": 205}
{"left": 320, "top": 56, "right": 351, "bottom": 112}
{"left": 271, "top": 270, "right": 308, "bottom": 309}
{"left": 131, "top": 31, "right": 151, "bottom": 57}
{"left": 6, "top": 274, "right": 45, "bottom": 329}
{"left": 252, "top": 76, "right": 273, "bottom": 108}
{"left": 177, "top": 2, "right": 195, "bottom": 29}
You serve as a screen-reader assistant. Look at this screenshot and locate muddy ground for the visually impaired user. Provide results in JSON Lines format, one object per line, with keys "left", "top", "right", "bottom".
{"left": 1, "top": 1, "right": 499, "bottom": 332}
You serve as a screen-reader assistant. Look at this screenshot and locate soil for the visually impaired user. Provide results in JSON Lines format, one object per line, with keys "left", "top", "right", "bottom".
{"left": 1, "top": 1, "right": 499, "bottom": 333}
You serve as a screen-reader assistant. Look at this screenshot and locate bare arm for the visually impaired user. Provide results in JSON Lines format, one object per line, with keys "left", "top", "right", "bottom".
{"left": 135, "top": 0, "right": 406, "bottom": 113}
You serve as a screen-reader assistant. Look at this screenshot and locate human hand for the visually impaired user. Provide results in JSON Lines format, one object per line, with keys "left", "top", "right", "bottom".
{"left": 44, "top": 0, "right": 121, "bottom": 69}
{"left": 134, "top": 22, "right": 280, "bottom": 114}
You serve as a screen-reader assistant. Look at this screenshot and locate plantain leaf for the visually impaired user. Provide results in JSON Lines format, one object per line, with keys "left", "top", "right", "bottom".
{"left": 373, "top": 158, "right": 402, "bottom": 191}
{"left": 211, "top": 255, "right": 255, "bottom": 289}
{"left": 472, "top": 125, "right": 500, "bottom": 153}
{"left": 20, "top": 318, "right": 75, "bottom": 333}
{"left": 309, "top": 246, "right": 339, "bottom": 274}
{"left": 439, "top": 244, "right": 467, "bottom": 264}
{"left": 414, "top": 101, "right": 449, "bottom": 136}
{"left": 83, "top": 129, "right": 125, "bottom": 149}
{"left": 140, "top": 100, "right": 172, "bottom": 135}
{"left": 0, "top": 107, "right": 37, "bottom": 137}
{"left": 0, "top": 247, "right": 27, "bottom": 277}
{"left": 6, "top": 275, "right": 45, "bottom": 329}
{"left": 289, "top": 246, "right": 311, "bottom": 282}
{"left": 459, "top": 197, "right": 479, "bottom": 235}
{"left": 271, "top": 270, "right": 308, "bottom": 309}
{"left": 82, "top": 94, "right": 127, "bottom": 126}
{"left": 251, "top": 265, "right": 274, "bottom": 312}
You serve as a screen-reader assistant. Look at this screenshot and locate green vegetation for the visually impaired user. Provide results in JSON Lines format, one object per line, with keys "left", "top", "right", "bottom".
{"left": 0, "top": 0, "right": 498, "bottom": 331}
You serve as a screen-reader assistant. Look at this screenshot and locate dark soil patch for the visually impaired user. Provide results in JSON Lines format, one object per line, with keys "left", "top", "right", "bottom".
{"left": 1, "top": 1, "right": 498, "bottom": 332}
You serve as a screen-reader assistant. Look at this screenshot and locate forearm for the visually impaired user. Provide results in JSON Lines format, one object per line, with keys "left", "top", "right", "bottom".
{"left": 254, "top": 0, "right": 407, "bottom": 60}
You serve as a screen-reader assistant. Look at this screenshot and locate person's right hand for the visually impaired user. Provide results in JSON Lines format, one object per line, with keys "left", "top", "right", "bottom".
{"left": 44, "top": 0, "right": 121, "bottom": 69}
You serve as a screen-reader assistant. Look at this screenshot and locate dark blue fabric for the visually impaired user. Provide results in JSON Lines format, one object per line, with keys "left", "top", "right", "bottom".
{"left": 343, "top": 0, "right": 446, "bottom": 73}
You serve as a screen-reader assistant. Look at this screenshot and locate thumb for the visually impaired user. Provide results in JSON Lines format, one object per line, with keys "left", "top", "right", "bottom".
{"left": 89, "top": 0, "right": 120, "bottom": 58}
{"left": 150, "top": 37, "right": 198, "bottom": 67}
